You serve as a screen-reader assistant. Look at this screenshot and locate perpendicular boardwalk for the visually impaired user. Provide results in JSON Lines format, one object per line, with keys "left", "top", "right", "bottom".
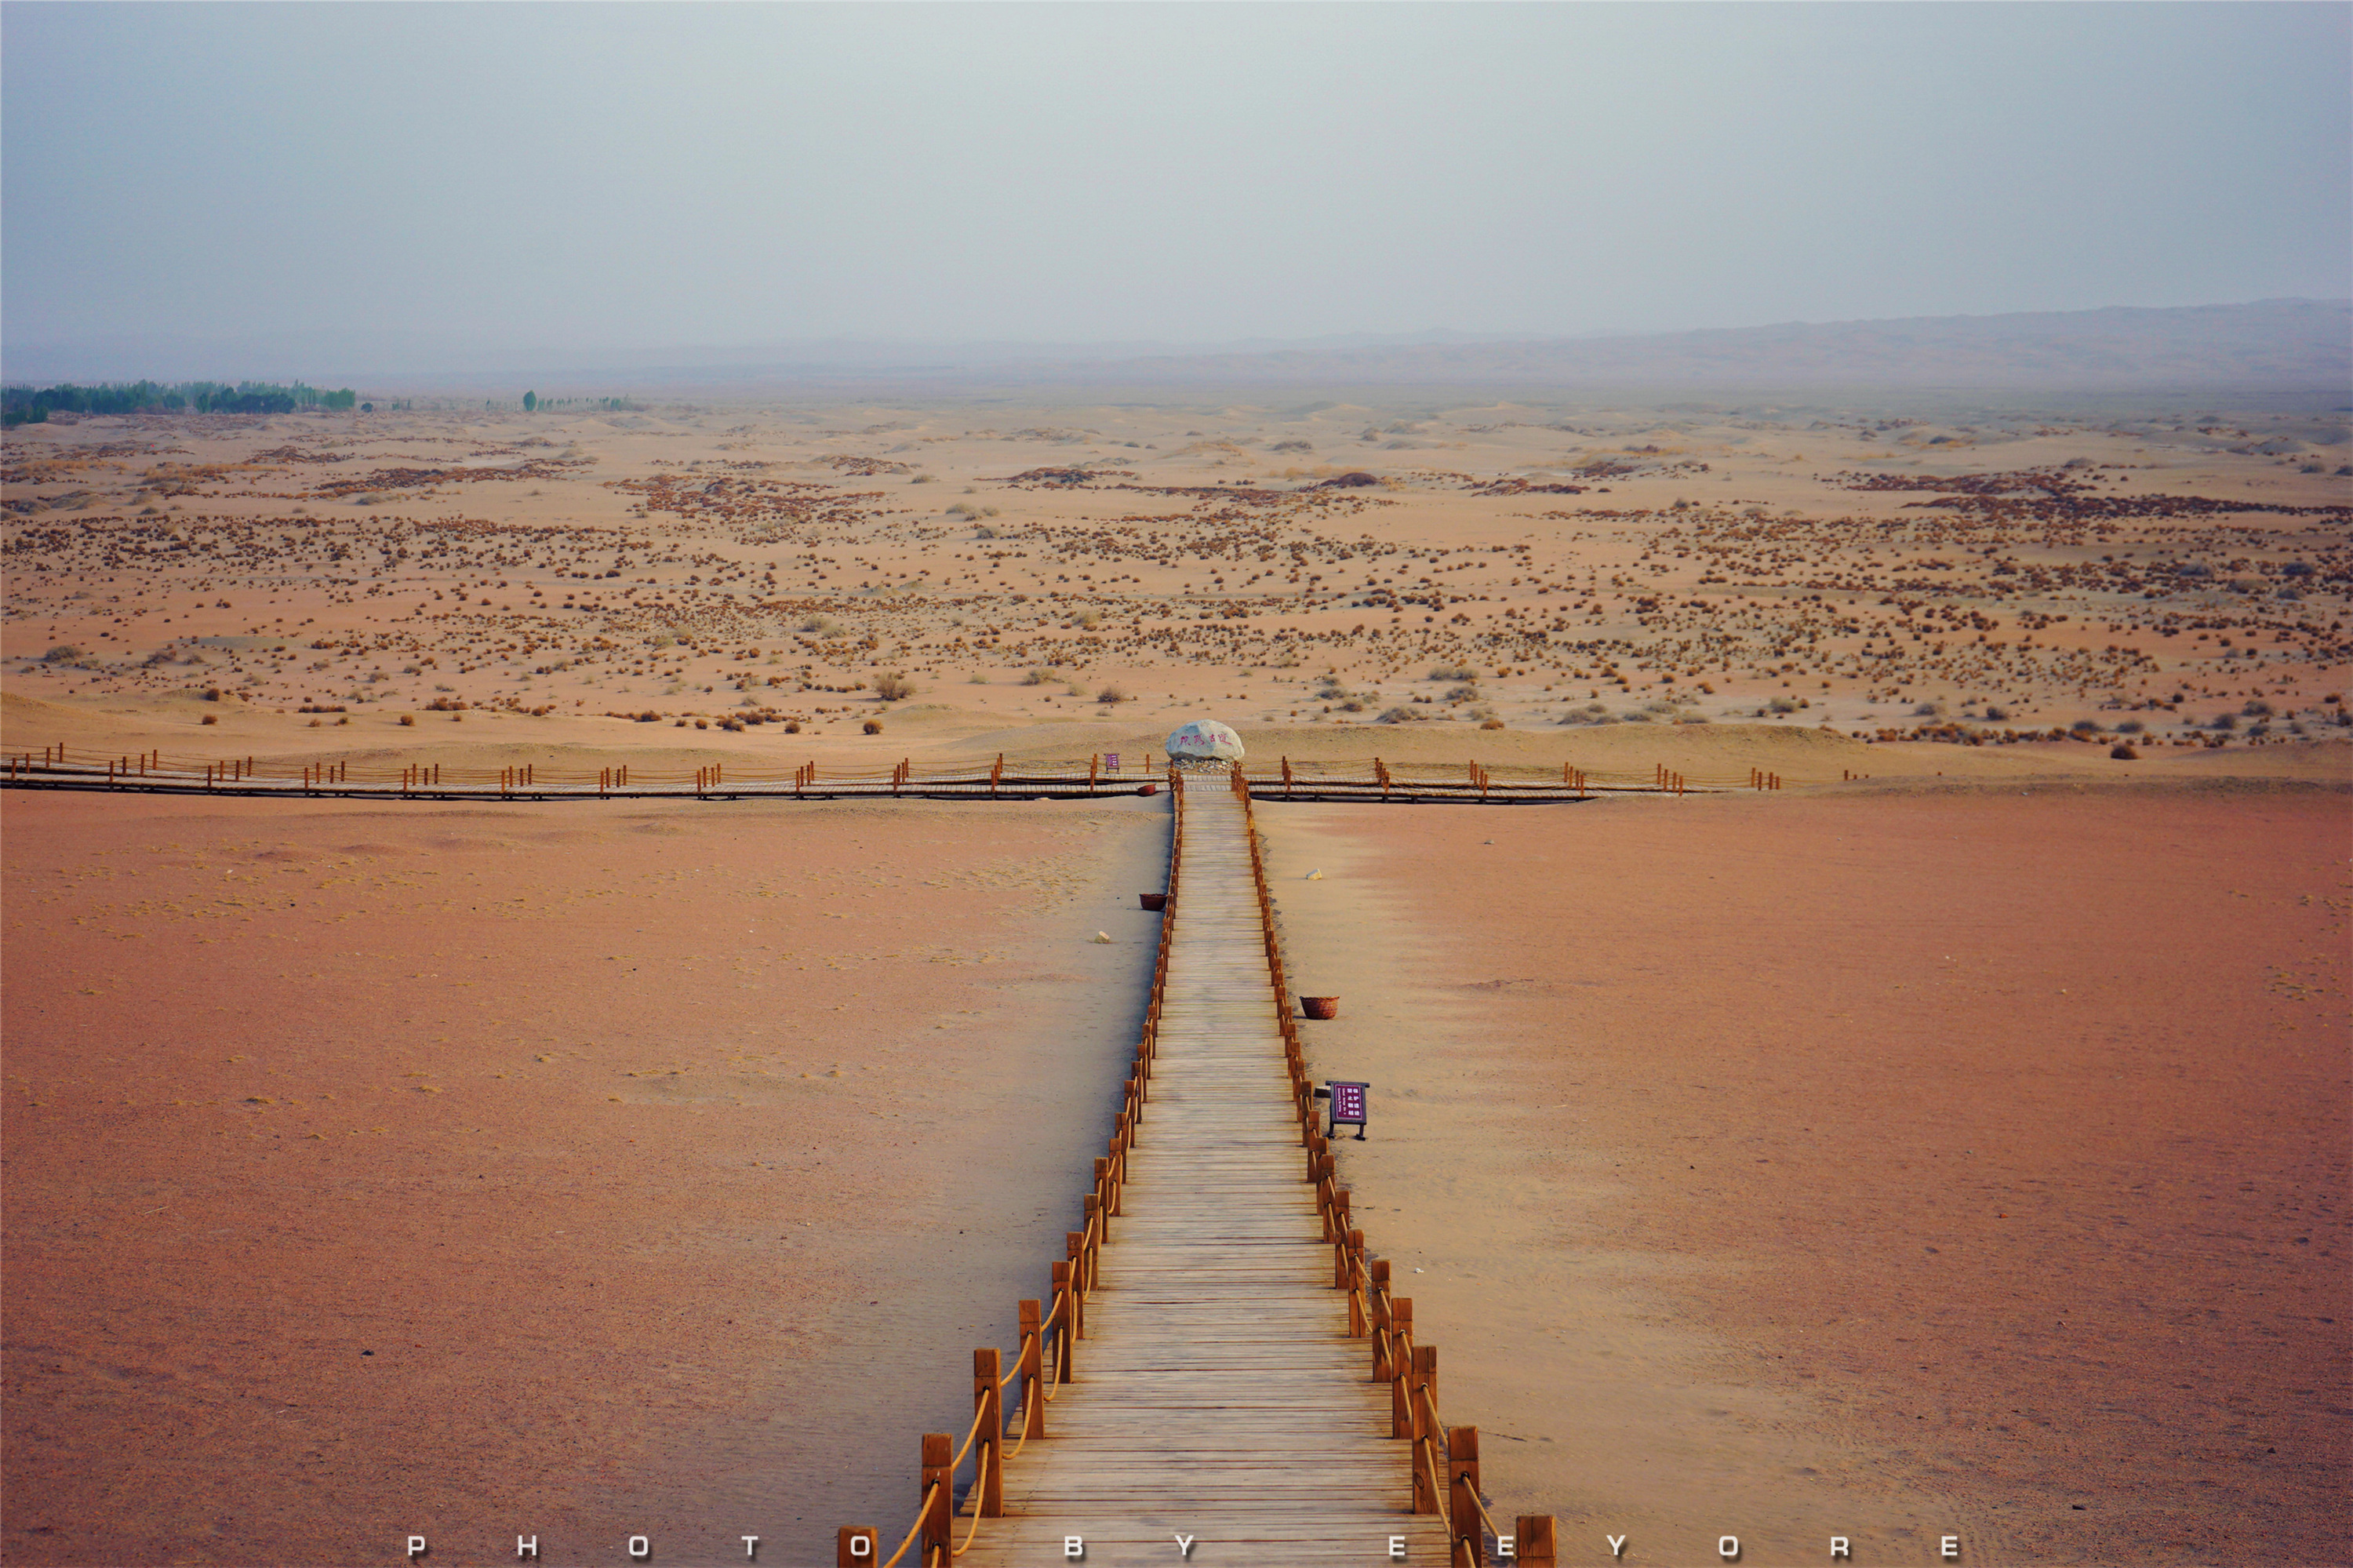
{"left": 958, "top": 784, "right": 1449, "bottom": 1566}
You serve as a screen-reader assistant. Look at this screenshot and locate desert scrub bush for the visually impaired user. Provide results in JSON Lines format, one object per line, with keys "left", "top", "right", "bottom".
{"left": 1427, "top": 664, "right": 1476, "bottom": 682}
{"left": 1022, "top": 667, "right": 1057, "bottom": 686}
{"left": 1376, "top": 705, "right": 1429, "bottom": 723}
{"left": 2110, "top": 743, "right": 2140, "bottom": 760}
{"left": 2070, "top": 719, "right": 2102, "bottom": 735}
{"left": 911, "top": 473, "right": 936, "bottom": 483}
{"left": 864, "top": 719, "right": 883, "bottom": 734}
{"left": 1982, "top": 704, "right": 2009, "bottom": 721}
{"left": 1096, "top": 684, "right": 1129, "bottom": 704}
{"left": 797, "top": 615, "right": 845, "bottom": 637}
{"left": 873, "top": 671, "right": 916, "bottom": 701}
{"left": 1443, "top": 684, "right": 1480, "bottom": 704}
{"left": 968, "top": 671, "right": 990, "bottom": 684}
{"left": 1479, "top": 717, "right": 1506, "bottom": 729}
{"left": 2210, "top": 712, "right": 2238, "bottom": 730}
{"left": 201, "top": 713, "right": 219, "bottom": 725}
{"left": 974, "top": 524, "right": 999, "bottom": 540}
{"left": 2242, "top": 699, "right": 2275, "bottom": 718}
{"left": 2115, "top": 719, "right": 2144, "bottom": 733}
{"left": 784, "top": 720, "right": 802, "bottom": 733}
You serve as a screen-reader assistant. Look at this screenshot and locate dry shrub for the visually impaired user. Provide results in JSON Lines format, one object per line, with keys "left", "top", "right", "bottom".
{"left": 201, "top": 714, "right": 219, "bottom": 726}
{"left": 1479, "top": 717, "right": 1506, "bottom": 730}
{"left": 1097, "top": 684, "right": 1129, "bottom": 704}
{"left": 398, "top": 714, "right": 416, "bottom": 726}
{"left": 874, "top": 671, "right": 916, "bottom": 701}
{"left": 863, "top": 719, "right": 883, "bottom": 735}
{"left": 784, "top": 720, "right": 802, "bottom": 733}
{"left": 2110, "top": 744, "right": 2140, "bottom": 760}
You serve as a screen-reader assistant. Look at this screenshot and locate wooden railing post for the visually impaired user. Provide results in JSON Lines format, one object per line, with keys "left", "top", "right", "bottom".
{"left": 1346, "top": 1230, "right": 1368, "bottom": 1336}
{"left": 1017, "top": 1300, "right": 1045, "bottom": 1436}
{"left": 1514, "top": 1515, "right": 1558, "bottom": 1568}
{"left": 1410, "top": 1346, "right": 1441, "bottom": 1512}
{"left": 918, "top": 1432, "right": 952, "bottom": 1564}
{"left": 1050, "top": 1261, "right": 1075, "bottom": 1378}
{"left": 973, "top": 1348, "right": 1004, "bottom": 1517}
{"left": 1449, "top": 1425, "right": 1483, "bottom": 1564}
{"left": 836, "top": 1526, "right": 878, "bottom": 1566}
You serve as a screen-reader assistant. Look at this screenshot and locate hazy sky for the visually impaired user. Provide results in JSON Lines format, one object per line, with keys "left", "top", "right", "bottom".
{"left": 4, "top": 2, "right": 2348, "bottom": 368}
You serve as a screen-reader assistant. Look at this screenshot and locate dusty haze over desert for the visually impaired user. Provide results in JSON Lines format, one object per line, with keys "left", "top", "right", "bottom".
{"left": 4, "top": 4, "right": 2349, "bottom": 1567}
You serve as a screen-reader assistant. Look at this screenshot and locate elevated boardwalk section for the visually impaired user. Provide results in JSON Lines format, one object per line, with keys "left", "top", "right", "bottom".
{"left": 6, "top": 743, "right": 1771, "bottom": 802}
{"left": 961, "top": 787, "right": 1442, "bottom": 1566}
{"left": 845, "top": 772, "right": 1558, "bottom": 1568}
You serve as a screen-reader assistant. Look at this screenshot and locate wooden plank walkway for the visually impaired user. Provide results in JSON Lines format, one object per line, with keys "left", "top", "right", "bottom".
{"left": 959, "top": 787, "right": 1449, "bottom": 1566}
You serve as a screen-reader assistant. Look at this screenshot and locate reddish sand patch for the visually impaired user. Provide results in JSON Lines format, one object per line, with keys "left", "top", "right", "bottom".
{"left": 3, "top": 791, "right": 1166, "bottom": 1566}
{"left": 1264, "top": 783, "right": 2349, "bottom": 1566}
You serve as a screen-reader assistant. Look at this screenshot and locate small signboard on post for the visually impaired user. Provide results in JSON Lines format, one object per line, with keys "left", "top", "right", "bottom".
{"left": 1327, "top": 1080, "right": 1368, "bottom": 1140}
{"left": 1105, "top": 752, "right": 1121, "bottom": 773}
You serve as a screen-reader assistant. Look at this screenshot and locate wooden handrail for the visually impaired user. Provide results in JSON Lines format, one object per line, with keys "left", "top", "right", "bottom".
{"left": 5, "top": 742, "right": 1755, "bottom": 800}
{"left": 1229, "top": 768, "right": 1545, "bottom": 1566}
{"left": 843, "top": 771, "right": 1184, "bottom": 1558}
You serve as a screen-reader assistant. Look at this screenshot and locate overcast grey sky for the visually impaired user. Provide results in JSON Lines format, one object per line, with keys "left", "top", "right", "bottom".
{"left": 4, "top": 2, "right": 2347, "bottom": 371}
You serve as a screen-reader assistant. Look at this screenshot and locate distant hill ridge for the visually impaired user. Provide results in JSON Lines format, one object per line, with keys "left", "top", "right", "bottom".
{"left": 1053, "top": 299, "right": 2351, "bottom": 391}
{"left": 6, "top": 300, "right": 2343, "bottom": 393}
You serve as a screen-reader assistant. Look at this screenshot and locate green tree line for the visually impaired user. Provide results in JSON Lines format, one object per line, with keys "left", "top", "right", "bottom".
{"left": 2, "top": 379, "right": 360, "bottom": 426}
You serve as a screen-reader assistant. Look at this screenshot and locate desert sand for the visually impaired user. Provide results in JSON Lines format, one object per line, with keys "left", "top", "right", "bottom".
{"left": 5, "top": 391, "right": 2349, "bottom": 1566}
{"left": 4, "top": 788, "right": 1167, "bottom": 1565}
{"left": 3, "top": 397, "right": 2347, "bottom": 766}
{"left": 1262, "top": 784, "right": 2348, "bottom": 1566}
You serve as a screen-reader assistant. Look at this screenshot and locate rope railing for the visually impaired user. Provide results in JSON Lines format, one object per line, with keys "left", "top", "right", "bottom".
{"left": 2, "top": 743, "right": 1768, "bottom": 803}
{"left": 1228, "top": 762, "right": 1560, "bottom": 1568}
{"left": 836, "top": 766, "right": 1185, "bottom": 1567}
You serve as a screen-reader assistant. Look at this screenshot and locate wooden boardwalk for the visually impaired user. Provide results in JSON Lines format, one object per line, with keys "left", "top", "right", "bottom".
{"left": 958, "top": 786, "right": 1450, "bottom": 1567}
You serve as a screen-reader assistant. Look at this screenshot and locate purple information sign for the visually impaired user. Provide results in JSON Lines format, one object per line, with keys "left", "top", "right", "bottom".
{"left": 1329, "top": 1081, "right": 1368, "bottom": 1139}
{"left": 1105, "top": 753, "right": 1121, "bottom": 773}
